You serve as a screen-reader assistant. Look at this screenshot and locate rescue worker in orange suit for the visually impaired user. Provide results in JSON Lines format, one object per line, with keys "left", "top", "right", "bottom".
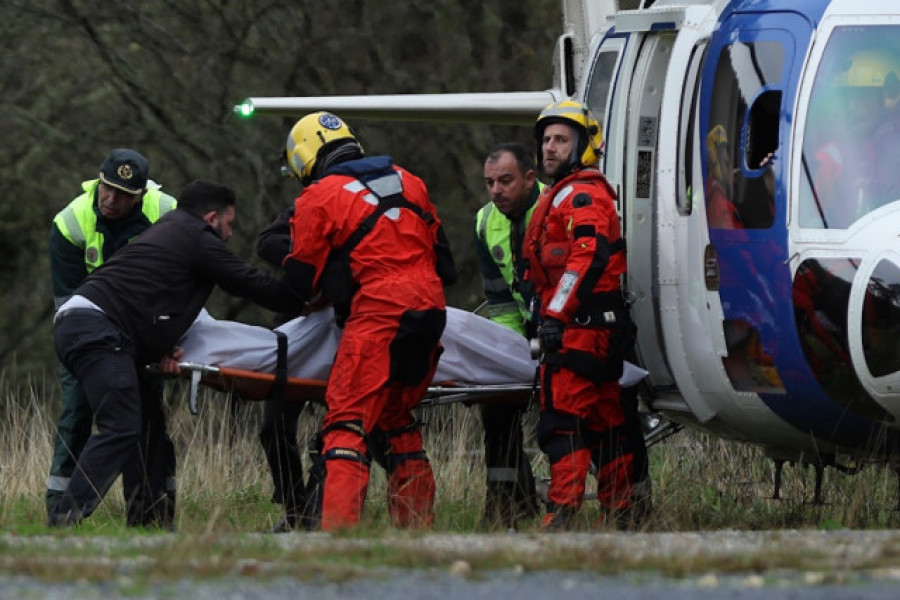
{"left": 281, "top": 112, "right": 457, "bottom": 530}
{"left": 523, "top": 100, "right": 643, "bottom": 530}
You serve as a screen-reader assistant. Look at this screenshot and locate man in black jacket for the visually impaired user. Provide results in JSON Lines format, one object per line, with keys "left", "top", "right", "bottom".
{"left": 49, "top": 180, "right": 303, "bottom": 528}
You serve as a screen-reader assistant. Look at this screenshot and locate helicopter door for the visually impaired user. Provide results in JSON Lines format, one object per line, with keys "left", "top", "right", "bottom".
{"left": 621, "top": 32, "right": 678, "bottom": 388}
{"left": 701, "top": 11, "right": 810, "bottom": 395}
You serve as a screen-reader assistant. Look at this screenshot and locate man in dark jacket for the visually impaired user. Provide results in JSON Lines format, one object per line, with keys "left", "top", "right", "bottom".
{"left": 49, "top": 180, "right": 302, "bottom": 527}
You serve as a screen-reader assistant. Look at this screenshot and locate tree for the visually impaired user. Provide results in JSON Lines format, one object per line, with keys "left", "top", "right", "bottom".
{"left": 0, "top": 0, "right": 560, "bottom": 377}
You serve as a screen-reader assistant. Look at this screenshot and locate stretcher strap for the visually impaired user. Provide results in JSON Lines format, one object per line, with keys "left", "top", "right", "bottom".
{"left": 271, "top": 330, "right": 288, "bottom": 401}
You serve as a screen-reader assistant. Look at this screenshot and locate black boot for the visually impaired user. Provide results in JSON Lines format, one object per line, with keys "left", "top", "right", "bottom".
{"left": 299, "top": 434, "right": 325, "bottom": 531}
{"left": 265, "top": 513, "right": 298, "bottom": 533}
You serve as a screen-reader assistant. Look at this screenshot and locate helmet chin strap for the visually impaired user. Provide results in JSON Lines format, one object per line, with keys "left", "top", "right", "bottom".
{"left": 571, "top": 128, "right": 587, "bottom": 169}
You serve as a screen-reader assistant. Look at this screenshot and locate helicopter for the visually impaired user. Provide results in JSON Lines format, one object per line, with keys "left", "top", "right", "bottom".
{"left": 233, "top": 0, "right": 900, "bottom": 502}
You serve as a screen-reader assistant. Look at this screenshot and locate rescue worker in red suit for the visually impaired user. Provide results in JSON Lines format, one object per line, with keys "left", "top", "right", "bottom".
{"left": 281, "top": 112, "right": 457, "bottom": 530}
{"left": 524, "top": 100, "right": 639, "bottom": 529}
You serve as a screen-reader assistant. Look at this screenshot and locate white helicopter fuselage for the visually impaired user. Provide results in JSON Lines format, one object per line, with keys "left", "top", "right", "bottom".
{"left": 594, "top": 0, "right": 900, "bottom": 464}
{"left": 237, "top": 0, "right": 900, "bottom": 465}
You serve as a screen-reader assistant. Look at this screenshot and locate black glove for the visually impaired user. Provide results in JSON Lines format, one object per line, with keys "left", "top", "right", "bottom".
{"left": 539, "top": 317, "right": 565, "bottom": 354}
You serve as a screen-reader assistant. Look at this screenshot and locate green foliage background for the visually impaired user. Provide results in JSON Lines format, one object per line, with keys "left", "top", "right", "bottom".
{"left": 0, "top": 0, "right": 560, "bottom": 376}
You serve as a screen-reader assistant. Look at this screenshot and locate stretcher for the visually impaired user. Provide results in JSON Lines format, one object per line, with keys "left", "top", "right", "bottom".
{"left": 176, "top": 306, "right": 647, "bottom": 414}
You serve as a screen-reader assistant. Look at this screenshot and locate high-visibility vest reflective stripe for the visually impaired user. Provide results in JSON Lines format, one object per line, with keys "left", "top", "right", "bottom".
{"left": 53, "top": 179, "right": 177, "bottom": 273}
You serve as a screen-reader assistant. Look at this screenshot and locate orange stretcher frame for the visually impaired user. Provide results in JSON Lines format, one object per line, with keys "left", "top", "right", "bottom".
{"left": 177, "top": 361, "right": 534, "bottom": 414}
{"left": 176, "top": 363, "right": 680, "bottom": 447}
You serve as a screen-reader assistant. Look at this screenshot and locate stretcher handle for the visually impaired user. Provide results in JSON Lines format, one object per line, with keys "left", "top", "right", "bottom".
{"left": 425, "top": 383, "right": 534, "bottom": 395}
{"left": 177, "top": 362, "right": 221, "bottom": 415}
{"left": 423, "top": 383, "right": 534, "bottom": 407}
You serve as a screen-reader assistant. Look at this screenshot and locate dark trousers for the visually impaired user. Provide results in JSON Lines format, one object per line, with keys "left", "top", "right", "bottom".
{"left": 50, "top": 310, "right": 175, "bottom": 528}
{"left": 46, "top": 364, "right": 174, "bottom": 520}
{"left": 259, "top": 396, "right": 307, "bottom": 519}
{"left": 480, "top": 399, "right": 539, "bottom": 528}
{"left": 621, "top": 384, "right": 652, "bottom": 518}
{"left": 46, "top": 364, "right": 94, "bottom": 514}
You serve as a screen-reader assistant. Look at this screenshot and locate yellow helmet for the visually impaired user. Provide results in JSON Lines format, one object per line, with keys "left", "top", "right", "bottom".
{"left": 535, "top": 99, "right": 604, "bottom": 170}
{"left": 285, "top": 112, "right": 360, "bottom": 184}
{"left": 835, "top": 50, "right": 897, "bottom": 88}
{"left": 831, "top": 49, "right": 900, "bottom": 114}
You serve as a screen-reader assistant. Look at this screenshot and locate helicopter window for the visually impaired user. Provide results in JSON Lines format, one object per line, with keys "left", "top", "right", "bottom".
{"left": 721, "top": 319, "right": 784, "bottom": 393}
{"left": 792, "top": 257, "right": 889, "bottom": 420}
{"left": 862, "top": 258, "right": 900, "bottom": 379}
{"left": 586, "top": 49, "right": 621, "bottom": 129}
{"left": 746, "top": 91, "right": 780, "bottom": 173}
{"left": 706, "top": 41, "right": 784, "bottom": 229}
{"left": 677, "top": 43, "right": 706, "bottom": 217}
{"left": 800, "top": 26, "right": 900, "bottom": 229}
{"left": 742, "top": 90, "right": 780, "bottom": 228}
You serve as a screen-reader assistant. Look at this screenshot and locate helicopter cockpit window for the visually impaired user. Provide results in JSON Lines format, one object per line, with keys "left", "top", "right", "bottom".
{"left": 800, "top": 26, "right": 900, "bottom": 229}
{"left": 707, "top": 41, "right": 784, "bottom": 229}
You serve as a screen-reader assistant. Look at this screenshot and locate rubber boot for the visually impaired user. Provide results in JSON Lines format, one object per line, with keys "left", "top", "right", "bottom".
{"left": 386, "top": 430, "right": 435, "bottom": 529}
{"left": 319, "top": 427, "right": 370, "bottom": 531}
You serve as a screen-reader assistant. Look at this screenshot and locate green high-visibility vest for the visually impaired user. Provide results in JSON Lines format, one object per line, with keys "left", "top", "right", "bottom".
{"left": 475, "top": 183, "right": 543, "bottom": 335}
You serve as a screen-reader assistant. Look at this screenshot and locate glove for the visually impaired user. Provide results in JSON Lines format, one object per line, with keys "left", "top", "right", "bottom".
{"left": 539, "top": 317, "right": 565, "bottom": 354}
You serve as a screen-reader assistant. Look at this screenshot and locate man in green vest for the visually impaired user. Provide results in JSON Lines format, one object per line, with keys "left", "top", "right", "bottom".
{"left": 474, "top": 142, "right": 543, "bottom": 529}
{"left": 47, "top": 148, "right": 178, "bottom": 527}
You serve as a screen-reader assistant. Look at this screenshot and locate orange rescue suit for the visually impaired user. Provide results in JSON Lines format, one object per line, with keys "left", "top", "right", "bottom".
{"left": 284, "top": 156, "right": 452, "bottom": 530}
{"left": 523, "top": 166, "right": 635, "bottom": 523}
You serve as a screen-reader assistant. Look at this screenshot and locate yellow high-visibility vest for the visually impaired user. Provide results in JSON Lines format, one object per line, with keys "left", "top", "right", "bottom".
{"left": 53, "top": 179, "right": 176, "bottom": 273}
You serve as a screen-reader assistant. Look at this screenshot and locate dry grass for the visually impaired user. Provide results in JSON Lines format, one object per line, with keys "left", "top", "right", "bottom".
{"left": 1, "top": 369, "right": 899, "bottom": 534}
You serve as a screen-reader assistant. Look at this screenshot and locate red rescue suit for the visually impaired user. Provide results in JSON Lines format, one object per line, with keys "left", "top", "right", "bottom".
{"left": 523, "top": 167, "right": 635, "bottom": 526}
{"left": 284, "top": 156, "right": 452, "bottom": 530}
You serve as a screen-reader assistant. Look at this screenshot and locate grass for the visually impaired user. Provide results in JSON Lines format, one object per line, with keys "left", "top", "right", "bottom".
{"left": 2, "top": 368, "right": 900, "bottom": 584}
{"left": 3, "top": 369, "right": 900, "bottom": 534}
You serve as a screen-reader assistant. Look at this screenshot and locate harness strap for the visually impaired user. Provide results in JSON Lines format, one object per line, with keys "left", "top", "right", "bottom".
{"left": 382, "top": 421, "right": 421, "bottom": 439}
{"left": 336, "top": 192, "right": 426, "bottom": 260}
{"left": 543, "top": 349, "right": 621, "bottom": 385}
{"left": 319, "top": 419, "right": 371, "bottom": 466}
{"left": 324, "top": 179, "right": 434, "bottom": 326}
{"left": 572, "top": 291, "right": 627, "bottom": 321}
{"left": 380, "top": 421, "right": 428, "bottom": 471}
{"left": 608, "top": 237, "right": 626, "bottom": 254}
{"left": 386, "top": 450, "right": 429, "bottom": 471}
{"left": 322, "top": 447, "right": 370, "bottom": 466}
{"left": 321, "top": 419, "right": 367, "bottom": 439}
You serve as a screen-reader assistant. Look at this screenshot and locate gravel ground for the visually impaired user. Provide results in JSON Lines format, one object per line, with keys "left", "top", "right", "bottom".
{"left": 3, "top": 571, "right": 900, "bottom": 600}
{"left": 2, "top": 529, "right": 900, "bottom": 599}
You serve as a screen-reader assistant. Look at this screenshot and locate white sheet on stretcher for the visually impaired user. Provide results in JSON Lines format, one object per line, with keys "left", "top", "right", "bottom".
{"left": 178, "top": 306, "right": 647, "bottom": 387}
